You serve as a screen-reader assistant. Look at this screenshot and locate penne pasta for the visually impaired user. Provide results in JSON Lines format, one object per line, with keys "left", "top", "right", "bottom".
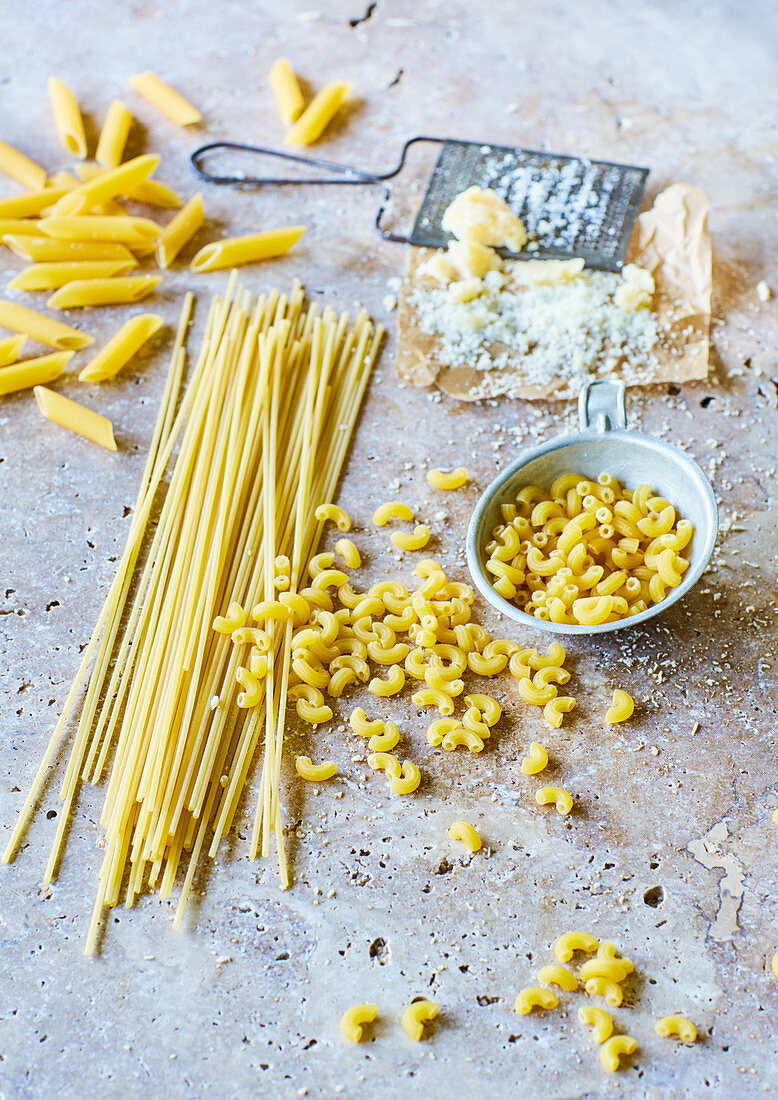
{"left": 128, "top": 72, "right": 202, "bottom": 126}
{"left": 38, "top": 215, "right": 162, "bottom": 243}
{"left": 0, "top": 334, "right": 27, "bottom": 367}
{"left": 47, "top": 275, "right": 162, "bottom": 309}
{"left": 47, "top": 77, "right": 87, "bottom": 158}
{"left": 0, "top": 140, "right": 47, "bottom": 191}
{"left": 0, "top": 185, "right": 76, "bottom": 220}
{"left": 0, "top": 220, "right": 43, "bottom": 239}
{"left": 79, "top": 313, "right": 164, "bottom": 382}
{"left": 2, "top": 236, "right": 135, "bottom": 263}
{"left": 155, "top": 192, "right": 203, "bottom": 268}
{"left": 8, "top": 259, "right": 137, "bottom": 292}
{"left": 0, "top": 300, "right": 93, "bottom": 349}
{"left": 34, "top": 385, "right": 117, "bottom": 450}
{"left": 190, "top": 226, "right": 305, "bottom": 273}
{"left": 76, "top": 163, "right": 181, "bottom": 208}
{"left": 0, "top": 350, "right": 73, "bottom": 396}
{"left": 95, "top": 99, "right": 133, "bottom": 168}
{"left": 269, "top": 58, "right": 305, "bottom": 124}
{"left": 284, "top": 82, "right": 351, "bottom": 146}
{"left": 51, "top": 154, "right": 160, "bottom": 217}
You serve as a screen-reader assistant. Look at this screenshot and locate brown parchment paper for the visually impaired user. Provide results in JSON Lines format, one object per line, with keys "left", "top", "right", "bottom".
{"left": 396, "top": 183, "right": 712, "bottom": 401}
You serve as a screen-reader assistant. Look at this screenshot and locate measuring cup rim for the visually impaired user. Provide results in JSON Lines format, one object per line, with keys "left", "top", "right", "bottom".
{"left": 466, "top": 427, "right": 719, "bottom": 636}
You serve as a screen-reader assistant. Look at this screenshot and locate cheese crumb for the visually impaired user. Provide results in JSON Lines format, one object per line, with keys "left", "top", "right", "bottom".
{"left": 441, "top": 185, "right": 527, "bottom": 252}
{"left": 756, "top": 280, "right": 772, "bottom": 302}
{"left": 615, "top": 264, "right": 655, "bottom": 311}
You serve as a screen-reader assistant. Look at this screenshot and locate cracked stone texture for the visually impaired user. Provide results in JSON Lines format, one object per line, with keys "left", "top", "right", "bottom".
{"left": 1, "top": 1, "right": 777, "bottom": 1098}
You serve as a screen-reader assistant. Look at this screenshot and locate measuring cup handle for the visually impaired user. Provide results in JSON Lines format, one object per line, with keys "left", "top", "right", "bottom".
{"left": 578, "top": 380, "right": 627, "bottom": 432}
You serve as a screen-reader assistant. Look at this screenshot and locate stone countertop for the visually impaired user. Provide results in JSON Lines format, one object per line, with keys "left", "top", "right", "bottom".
{"left": 1, "top": 1, "right": 777, "bottom": 1097}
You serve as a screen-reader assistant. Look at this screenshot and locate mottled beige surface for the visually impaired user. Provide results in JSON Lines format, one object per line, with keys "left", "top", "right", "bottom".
{"left": 1, "top": 1, "right": 778, "bottom": 1098}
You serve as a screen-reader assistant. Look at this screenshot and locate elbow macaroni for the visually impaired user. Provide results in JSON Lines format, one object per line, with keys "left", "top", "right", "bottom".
{"left": 448, "top": 820, "right": 482, "bottom": 852}
{"left": 514, "top": 987, "right": 558, "bottom": 1015}
{"left": 427, "top": 466, "right": 468, "bottom": 490}
{"left": 401, "top": 999, "right": 438, "bottom": 1041}
{"left": 606, "top": 689, "right": 634, "bottom": 723}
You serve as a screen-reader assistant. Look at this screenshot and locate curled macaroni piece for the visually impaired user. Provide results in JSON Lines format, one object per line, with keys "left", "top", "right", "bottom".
{"left": 249, "top": 649, "right": 268, "bottom": 678}
{"left": 235, "top": 666, "right": 262, "bottom": 708}
{"left": 232, "top": 626, "right": 271, "bottom": 651}
{"left": 537, "top": 965, "right": 578, "bottom": 992}
{"left": 554, "top": 931, "right": 599, "bottom": 963}
{"left": 585, "top": 977, "right": 623, "bottom": 1007}
{"left": 412, "top": 687, "right": 455, "bottom": 716}
{"left": 599, "top": 1035, "right": 636, "bottom": 1072}
{"left": 335, "top": 537, "right": 361, "bottom": 569}
{"left": 544, "top": 696, "right": 576, "bottom": 728}
{"left": 597, "top": 941, "right": 634, "bottom": 975}
{"left": 521, "top": 742, "right": 549, "bottom": 776}
{"left": 462, "top": 707, "right": 491, "bottom": 739}
{"left": 463, "top": 692, "right": 501, "bottom": 726}
{"left": 578, "top": 1006, "right": 614, "bottom": 1044}
{"left": 535, "top": 786, "right": 573, "bottom": 816}
{"left": 427, "top": 718, "right": 461, "bottom": 746}
{"left": 315, "top": 502, "right": 352, "bottom": 532}
{"left": 252, "top": 599, "right": 292, "bottom": 623}
{"left": 427, "top": 466, "right": 468, "bottom": 490}
{"left": 373, "top": 500, "right": 413, "bottom": 526}
{"left": 518, "top": 678, "right": 557, "bottom": 706}
{"left": 328, "top": 667, "right": 358, "bottom": 697}
{"left": 655, "top": 1015, "right": 697, "bottom": 1044}
{"left": 514, "top": 987, "right": 559, "bottom": 1015}
{"left": 308, "top": 552, "right": 335, "bottom": 577}
{"left": 295, "top": 756, "right": 337, "bottom": 782}
{"left": 368, "top": 664, "right": 405, "bottom": 696}
{"left": 527, "top": 642, "right": 566, "bottom": 669}
{"left": 340, "top": 1003, "right": 377, "bottom": 1043}
{"left": 606, "top": 689, "right": 634, "bottom": 723}
{"left": 390, "top": 760, "right": 421, "bottom": 795}
{"left": 213, "top": 601, "right": 247, "bottom": 633}
{"left": 369, "top": 721, "right": 400, "bottom": 753}
{"left": 368, "top": 752, "right": 402, "bottom": 778}
{"left": 401, "top": 999, "right": 438, "bottom": 1041}
{"left": 534, "top": 665, "right": 570, "bottom": 687}
{"left": 580, "top": 957, "right": 632, "bottom": 984}
{"left": 448, "top": 820, "right": 482, "bottom": 852}
{"left": 289, "top": 684, "right": 333, "bottom": 725}
{"left": 442, "top": 728, "right": 484, "bottom": 752}
{"left": 312, "top": 568, "right": 350, "bottom": 592}
{"left": 391, "top": 524, "right": 431, "bottom": 551}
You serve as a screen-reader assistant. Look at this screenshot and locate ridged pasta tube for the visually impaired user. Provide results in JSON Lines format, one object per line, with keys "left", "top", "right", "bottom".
{"left": 514, "top": 987, "right": 558, "bottom": 1015}
{"left": 448, "top": 821, "right": 481, "bottom": 852}
{"left": 340, "top": 1003, "right": 377, "bottom": 1043}
{"left": 401, "top": 999, "right": 438, "bottom": 1040}
{"left": 599, "top": 1035, "right": 636, "bottom": 1072}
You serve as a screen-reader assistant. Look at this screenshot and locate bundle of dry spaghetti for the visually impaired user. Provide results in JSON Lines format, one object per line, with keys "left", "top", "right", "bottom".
{"left": 3, "top": 274, "right": 383, "bottom": 951}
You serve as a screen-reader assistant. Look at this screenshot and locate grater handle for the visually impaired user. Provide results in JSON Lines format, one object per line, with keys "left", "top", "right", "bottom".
{"left": 578, "top": 380, "right": 627, "bottom": 433}
{"left": 189, "top": 136, "right": 447, "bottom": 243}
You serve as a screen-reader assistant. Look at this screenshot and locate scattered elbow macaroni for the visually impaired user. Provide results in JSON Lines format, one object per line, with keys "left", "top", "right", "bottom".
{"left": 537, "top": 965, "right": 578, "bottom": 992}
{"left": 578, "top": 1006, "right": 613, "bottom": 1044}
{"left": 555, "top": 931, "right": 599, "bottom": 962}
{"left": 514, "top": 987, "right": 559, "bottom": 1015}
{"left": 340, "top": 1003, "right": 377, "bottom": 1043}
{"left": 427, "top": 466, "right": 468, "bottom": 490}
{"left": 606, "top": 689, "right": 635, "bottom": 724}
{"left": 448, "top": 820, "right": 482, "bottom": 852}
{"left": 401, "top": 1000, "right": 438, "bottom": 1040}
{"left": 373, "top": 500, "right": 413, "bottom": 526}
{"left": 483, "top": 472, "right": 694, "bottom": 624}
{"left": 521, "top": 742, "right": 549, "bottom": 775}
{"left": 535, "top": 786, "right": 573, "bottom": 816}
{"left": 294, "top": 756, "right": 337, "bottom": 782}
{"left": 599, "top": 1035, "right": 637, "bottom": 1072}
{"left": 655, "top": 1015, "right": 697, "bottom": 1044}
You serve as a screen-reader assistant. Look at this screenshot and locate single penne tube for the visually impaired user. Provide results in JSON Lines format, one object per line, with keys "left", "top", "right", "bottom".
{"left": 0, "top": 334, "right": 27, "bottom": 367}
{"left": 0, "top": 184, "right": 76, "bottom": 219}
{"left": 34, "top": 385, "right": 117, "bottom": 450}
{"left": 9, "top": 259, "right": 137, "bottom": 291}
{"left": 45, "top": 171, "right": 81, "bottom": 189}
{"left": 76, "top": 163, "right": 182, "bottom": 209}
{"left": 51, "top": 154, "right": 161, "bottom": 217}
{"left": 2, "top": 235, "right": 135, "bottom": 263}
{"left": 48, "top": 77, "right": 87, "bottom": 158}
{"left": 79, "top": 313, "right": 164, "bottom": 382}
{"left": 38, "top": 215, "right": 162, "bottom": 243}
{"left": 95, "top": 99, "right": 133, "bottom": 168}
{"left": 0, "top": 220, "right": 43, "bottom": 239}
{"left": 128, "top": 72, "right": 202, "bottom": 126}
{"left": 284, "top": 82, "right": 352, "bottom": 145}
{"left": 156, "top": 192, "right": 203, "bottom": 268}
{"left": 0, "top": 300, "right": 93, "bottom": 349}
{"left": 0, "top": 140, "right": 47, "bottom": 191}
{"left": 269, "top": 58, "right": 305, "bottom": 124}
{"left": 0, "top": 350, "right": 73, "bottom": 396}
{"left": 47, "top": 274, "right": 161, "bottom": 309}
{"left": 190, "top": 226, "right": 305, "bottom": 273}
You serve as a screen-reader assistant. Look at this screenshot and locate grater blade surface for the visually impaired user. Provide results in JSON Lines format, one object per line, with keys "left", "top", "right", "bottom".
{"left": 409, "top": 140, "right": 648, "bottom": 272}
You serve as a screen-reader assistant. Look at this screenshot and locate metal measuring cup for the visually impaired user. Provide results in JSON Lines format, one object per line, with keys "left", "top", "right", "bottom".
{"left": 466, "top": 380, "right": 718, "bottom": 635}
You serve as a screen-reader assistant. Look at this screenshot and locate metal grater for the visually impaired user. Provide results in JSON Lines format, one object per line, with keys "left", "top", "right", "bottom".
{"left": 191, "top": 136, "right": 648, "bottom": 272}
